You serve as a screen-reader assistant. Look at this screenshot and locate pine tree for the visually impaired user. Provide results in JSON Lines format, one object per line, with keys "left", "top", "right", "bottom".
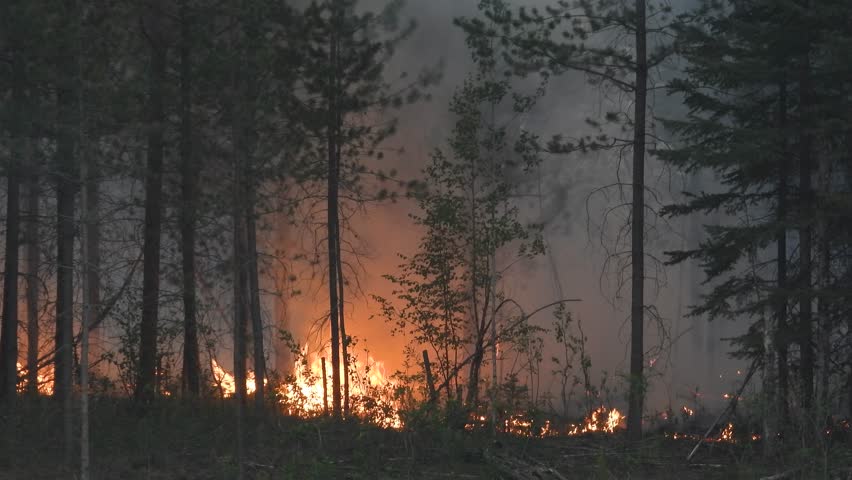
{"left": 295, "top": 0, "right": 426, "bottom": 418}
{"left": 457, "top": 0, "right": 676, "bottom": 441}
{"left": 658, "top": 0, "right": 852, "bottom": 451}
{"left": 136, "top": 0, "right": 169, "bottom": 402}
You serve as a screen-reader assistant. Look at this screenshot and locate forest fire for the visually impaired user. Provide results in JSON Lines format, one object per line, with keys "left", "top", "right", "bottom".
{"left": 210, "top": 345, "right": 401, "bottom": 429}
{"left": 567, "top": 406, "right": 624, "bottom": 435}
{"left": 210, "top": 359, "right": 261, "bottom": 396}
{"left": 15, "top": 362, "right": 54, "bottom": 395}
{"left": 280, "top": 345, "right": 401, "bottom": 428}
{"left": 664, "top": 422, "right": 750, "bottom": 444}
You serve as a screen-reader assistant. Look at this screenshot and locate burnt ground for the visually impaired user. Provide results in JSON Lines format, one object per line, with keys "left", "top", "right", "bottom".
{"left": 1, "top": 399, "right": 850, "bottom": 479}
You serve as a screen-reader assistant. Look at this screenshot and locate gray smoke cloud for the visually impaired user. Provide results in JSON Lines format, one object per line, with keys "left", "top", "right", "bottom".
{"left": 280, "top": 0, "right": 748, "bottom": 416}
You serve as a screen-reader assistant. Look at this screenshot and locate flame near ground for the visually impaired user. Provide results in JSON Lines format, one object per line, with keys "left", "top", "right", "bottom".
{"left": 211, "top": 344, "right": 402, "bottom": 429}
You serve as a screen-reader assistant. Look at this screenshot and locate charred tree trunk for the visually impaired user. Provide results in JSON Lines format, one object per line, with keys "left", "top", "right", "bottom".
{"left": 179, "top": 0, "right": 201, "bottom": 397}
{"left": 765, "top": 83, "right": 790, "bottom": 456}
{"left": 232, "top": 139, "right": 249, "bottom": 480}
{"left": 55, "top": 85, "right": 76, "bottom": 463}
{"left": 798, "top": 46, "right": 814, "bottom": 419}
{"left": 233, "top": 200, "right": 249, "bottom": 406}
{"left": 136, "top": 10, "right": 167, "bottom": 401}
{"left": 231, "top": 26, "right": 250, "bottom": 480}
{"left": 336, "top": 233, "right": 349, "bottom": 417}
{"left": 465, "top": 334, "right": 485, "bottom": 407}
{"left": 84, "top": 157, "right": 100, "bottom": 376}
{"left": 0, "top": 45, "right": 24, "bottom": 403}
{"left": 246, "top": 195, "right": 265, "bottom": 409}
{"left": 0, "top": 135, "right": 21, "bottom": 403}
{"left": 25, "top": 174, "right": 39, "bottom": 397}
{"left": 815, "top": 116, "right": 832, "bottom": 430}
{"left": 627, "top": 0, "right": 647, "bottom": 443}
{"left": 326, "top": 4, "right": 343, "bottom": 419}
{"left": 776, "top": 81, "right": 790, "bottom": 426}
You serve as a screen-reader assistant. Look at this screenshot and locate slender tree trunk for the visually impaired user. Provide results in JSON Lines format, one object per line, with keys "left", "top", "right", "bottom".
{"left": 763, "top": 302, "right": 778, "bottom": 457}
{"left": 55, "top": 74, "right": 77, "bottom": 462}
{"left": 489, "top": 251, "right": 498, "bottom": 434}
{"left": 85, "top": 169, "right": 100, "bottom": 376}
{"left": 765, "top": 83, "right": 790, "bottom": 456}
{"left": 246, "top": 196, "right": 265, "bottom": 409}
{"left": 232, "top": 147, "right": 248, "bottom": 480}
{"left": 0, "top": 142, "right": 21, "bottom": 402}
{"left": 816, "top": 125, "right": 832, "bottom": 430}
{"left": 776, "top": 81, "right": 790, "bottom": 425}
{"left": 798, "top": 46, "right": 814, "bottom": 419}
{"left": 0, "top": 47, "right": 23, "bottom": 402}
{"left": 80, "top": 126, "right": 92, "bottom": 480}
{"left": 627, "top": 0, "right": 647, "bottom": 443}
{"left": 136, "top": 10, "right": 167, "bottom": 402}
{"left": 465, "top": 337, "right": 485, "bottom": 407}
{"left": 25, "top": 173, "right": 39, "bottom": 397}
{"left": 336, "top": 233, "right": 349, "bottom": 417}
{"left": 179, "top": 0, "right": 201, "bottom": 397}
{"left": 326, "top": 4, "right": 343, "bottom": 418}
{"left": 231, "top": 30, "right": 249, "bottom": 478}
{"left": 76, "top": 8, "right": 90, "bottom": 474}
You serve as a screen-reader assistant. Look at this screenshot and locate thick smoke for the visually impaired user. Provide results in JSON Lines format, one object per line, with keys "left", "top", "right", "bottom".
{"left": 274, "top": 0, "right": 748, "bottom": 415}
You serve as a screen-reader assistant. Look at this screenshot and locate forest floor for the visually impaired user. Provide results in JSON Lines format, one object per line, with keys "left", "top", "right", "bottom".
{"left": 0, "top": 398, "right": 850, "bottom": 479}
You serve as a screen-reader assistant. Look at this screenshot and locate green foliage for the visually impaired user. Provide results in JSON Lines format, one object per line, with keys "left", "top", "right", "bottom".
{"left": 374, "top": 28, "right": 546, "bottom": 408}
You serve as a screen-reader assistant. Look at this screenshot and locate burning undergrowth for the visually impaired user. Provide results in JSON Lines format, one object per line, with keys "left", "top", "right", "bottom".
{"left": 211, "top": 344, "right": 403, "bottom": 429}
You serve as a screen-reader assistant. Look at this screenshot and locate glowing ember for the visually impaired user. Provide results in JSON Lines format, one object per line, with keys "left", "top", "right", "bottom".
{"left": 567, "top": 406, "right": 624, "bottom": 435}
{"left": 718, "top": 422, "right": 734, "bottom": 442}
{"left": 16, "top": 362, "right": 54, "bottom": 395}
{"left": 681, "top": 405, "right": 694, "bottom": 417}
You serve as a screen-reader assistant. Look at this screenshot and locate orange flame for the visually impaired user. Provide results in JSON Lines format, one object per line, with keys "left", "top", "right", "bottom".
{"left": 211, "top": 344, "right": 401, "bottom": 429}
{"left": 279, "top": 344, "right": 401, "bottom": 428}
{"left": 210, "top": 358, "right": 262, "bottom": 397}
{"left": 567, "top": 406, "right": 624, "bottom": 435}
{"left": 16, "top": 362, "right": 54, "bottom": 395}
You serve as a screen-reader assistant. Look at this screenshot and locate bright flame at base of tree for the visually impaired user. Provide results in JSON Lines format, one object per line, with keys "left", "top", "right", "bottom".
{"left": 211, "top": 344, "right": 402, "bottom": 429}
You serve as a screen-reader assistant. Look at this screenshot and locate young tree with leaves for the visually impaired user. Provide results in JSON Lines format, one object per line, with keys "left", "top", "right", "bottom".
{"left": 295, "top": 0, "right": 428, "bottom": 418}
{"left": 376, "top": 31, "right": 549, "bottom": 420}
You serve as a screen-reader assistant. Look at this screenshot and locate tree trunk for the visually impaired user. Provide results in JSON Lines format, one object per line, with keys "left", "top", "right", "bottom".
{"left": 84, "top": 156, "right": 100, "bottom": 377}
{"left": 775, "top": 80, "right": 790, "bottom": 426}
{"left": 815, "top": 115, "right": 832, "bottom": 430}
{"left": 0, "top": 47, "right": 23, "bottom": 403}
{"left": 627, "top": 0, "right": 647, "bottom": 443}
{"left": 80, "top": 124, "right": 92, "bottom": 480}
{"left": 232, "top": 137, "right": 248, "bottom": 480}
{"left": 797, "top": 46, "right": 814, "bottom": 419}
{"left": 0, "top": 140, "right": 21, "bottom": 403}
{"left": 465, "top": 333, "right": 485, "bottom": 407}
{"left": 336, "top": 233, "right": 349, "bottom": 417}
{"left": 326, "top": 4, "right": 342, "bottom": 419}
{"left": 765, "top": 83, "right": 790, "bottom": 456}
{"left": 55, "top": 85, "right": 76, "bottom": 464}
{"left": 233, "top": 203, "right": 249, "bottom": 404}
{"left": 246, "top": 195, "right": 265, "bottom": 409}
{"left": 136, "top": 15, "right": 167, "bottom": 401}
{"left": 25, "top": 173, "right": 39, "bottom": 397}
{"left": 179, "top": 0, "right": 201, "bottom": 397}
